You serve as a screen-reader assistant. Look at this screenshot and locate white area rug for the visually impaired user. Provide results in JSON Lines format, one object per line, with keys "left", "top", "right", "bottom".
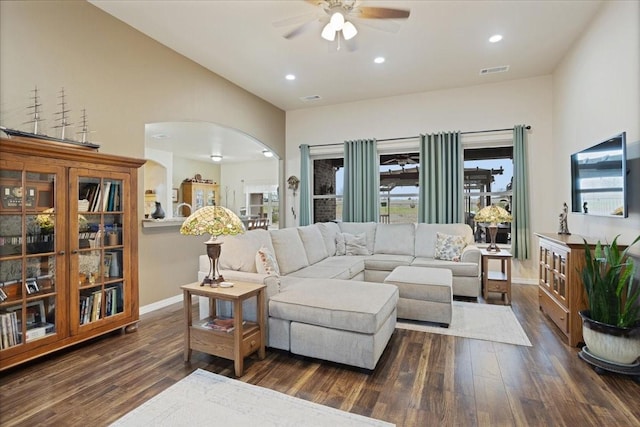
{"left": 111, "top": 369, "right": 394, "bottom": 427}
{"left": 396, "top": 301, "right": 532, "bottom": 346}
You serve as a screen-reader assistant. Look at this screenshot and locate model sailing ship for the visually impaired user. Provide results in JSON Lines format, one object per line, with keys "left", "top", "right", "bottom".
{"left": 0, "top": 86, "right": 100, "bottom": 149}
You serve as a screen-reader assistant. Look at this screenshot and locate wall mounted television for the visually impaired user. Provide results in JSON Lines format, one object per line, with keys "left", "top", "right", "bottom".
{"left": 570, "top": 131, "right": 627, "bottom": 217}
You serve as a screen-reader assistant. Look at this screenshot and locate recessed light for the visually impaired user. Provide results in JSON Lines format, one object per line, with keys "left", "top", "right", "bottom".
{"left": 210, "top": 155, "right": 222, "bottom": 162}
{"left": 489, "top": 34, "right": 503, "bottom": 43}
{"left": 285, "top": 74, "right": 296, "bottom": 81}
{"left": 262, "top": 150, "right": 274, "bottom": 158}
{"left": 374, "top": 57, "right": 385, "bottom": 64}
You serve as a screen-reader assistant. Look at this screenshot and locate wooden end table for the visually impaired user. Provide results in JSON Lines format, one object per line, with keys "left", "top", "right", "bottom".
{"left": 481, "top": 249, "right": 512, "bottom": 305}
{"left": 181, "top": 281, "right": 266, "bottom": 377}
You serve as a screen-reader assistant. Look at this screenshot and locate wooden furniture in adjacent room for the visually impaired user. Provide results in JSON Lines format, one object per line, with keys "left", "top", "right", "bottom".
{"left": 181, "top": 281, "right": 265, "bottom": 377}
{"left": 0, "top": 136, "right": 145, "bottom": 370}
{"left": 180, "top": 181, "right": 219, "bottom": 215}
{"left": 481, "top": 249, "right": 512, "bottom": 304}
{"left": 535, "top": 233, "right": 616, "bottom": 348}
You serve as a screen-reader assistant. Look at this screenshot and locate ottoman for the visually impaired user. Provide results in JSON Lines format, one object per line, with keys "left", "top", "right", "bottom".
{"left": 384, "top": 266, "right": 452, "bottom": 327}
{"left": 268, "top": 278, "right": 399, "bottom": 370}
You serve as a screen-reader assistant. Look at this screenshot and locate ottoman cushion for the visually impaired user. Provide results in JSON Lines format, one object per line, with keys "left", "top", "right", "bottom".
{"left": 269, "top": 279, "right": 398, "bottom": 334}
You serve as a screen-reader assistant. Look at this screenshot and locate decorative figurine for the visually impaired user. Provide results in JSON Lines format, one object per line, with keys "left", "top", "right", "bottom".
{"left": 558, "top": 202, "right": 571, "bottom": 235}
{"left": 583, "top": 202, "right": 588, "bottom": 214}
{"left": 151, "top": 201, "right": 165, "bottom": 219}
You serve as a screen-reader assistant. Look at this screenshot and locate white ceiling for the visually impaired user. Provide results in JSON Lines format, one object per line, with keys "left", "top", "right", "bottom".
{"left": 91, "top": 0, "right": 603, "bottom": 161}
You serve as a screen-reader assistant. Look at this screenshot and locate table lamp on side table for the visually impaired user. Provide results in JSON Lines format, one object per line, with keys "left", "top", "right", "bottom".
{"left": 180, "top": 205, "right": 245, "bottom": 286}
{"left": 474, "top": 204, "right": 512, "bottom": 252}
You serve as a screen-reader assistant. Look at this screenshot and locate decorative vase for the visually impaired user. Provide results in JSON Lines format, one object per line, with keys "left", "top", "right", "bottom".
{"left": 109, "top": 253, "right": 120, "bottom": 278}
{"left": 151, "top": 201, "right": 165, "bottom": 219}
{"left": 579, "top": 310, "right": 640, "bottom": 365}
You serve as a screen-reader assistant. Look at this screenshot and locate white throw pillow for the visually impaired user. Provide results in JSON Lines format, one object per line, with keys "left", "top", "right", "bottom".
{"left": 344, "top": 232, "right": 370, "bottom": 256}
{"left": 434, "top": 232, "right": 466, "bottom": 262}
{"left": 335, "top": 233, "right": 346, "bottom": 256}
{"left": 255, "top": 246, "right": 280, "bottom": 276}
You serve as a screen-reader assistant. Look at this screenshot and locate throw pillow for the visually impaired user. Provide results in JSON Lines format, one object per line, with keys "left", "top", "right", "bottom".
{"left": 344, "top": 232, "right": 370, "bottom": 256}
{"left": 434, "top": 232, "right": 466, "bottom": 262}
{"left": 255, "top": 246, "right": 280, "bottom": 276}
{"left": 335, "top": 233, "right": 346, "bottom": 256}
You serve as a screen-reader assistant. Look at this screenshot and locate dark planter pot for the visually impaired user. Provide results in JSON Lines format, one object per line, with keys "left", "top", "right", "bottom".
{"left": 579, "top": 310, "right": 640, "bottom": 365}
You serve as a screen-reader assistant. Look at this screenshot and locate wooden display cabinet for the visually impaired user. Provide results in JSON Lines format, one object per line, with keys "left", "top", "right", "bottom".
{"left": 0, "top": 136, "right": 144, "bottom": 370}
{"left": 181, "top": 181, "right": 219, "bottom": 215}
{"left": 535, "top": 232, "right": 617, "bottom": 348}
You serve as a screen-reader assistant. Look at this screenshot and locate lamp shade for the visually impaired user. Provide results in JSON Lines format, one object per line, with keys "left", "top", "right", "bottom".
{"left": 474, "top": 204, "right": 512, "bottom": 225}
{"left": 180, "top": 205, "right": 245, "bottom": 238}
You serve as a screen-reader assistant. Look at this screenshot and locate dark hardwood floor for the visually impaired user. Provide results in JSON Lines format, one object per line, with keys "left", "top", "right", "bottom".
{"left": 1, "top": 284, "right": 638, "bottom": 426}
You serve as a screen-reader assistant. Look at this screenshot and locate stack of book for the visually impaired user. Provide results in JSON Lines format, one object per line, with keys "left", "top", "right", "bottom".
{"left": 199, "top": 317, "right": 244, "bottom": 333}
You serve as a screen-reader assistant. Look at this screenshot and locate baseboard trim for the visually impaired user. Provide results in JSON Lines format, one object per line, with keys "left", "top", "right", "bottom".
{"left": 140, "top": 293, "right": 183, "bottom": 316}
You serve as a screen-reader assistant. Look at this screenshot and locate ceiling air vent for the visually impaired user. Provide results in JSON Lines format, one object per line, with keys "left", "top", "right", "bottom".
{"left": 480, "top": 65, "right": 510, "bottom": 75}
{"left": 300, "top": 95, "right": 322, "bottom": 102}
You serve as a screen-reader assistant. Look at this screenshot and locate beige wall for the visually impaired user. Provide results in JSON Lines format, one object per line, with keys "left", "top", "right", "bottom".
{"left": 0, "top": 1, "right": 285, "bottom": 305}
{"left": 552, "top": 0, "right": 640, "bottom": 255}
{"left": 286, "top": 76, "right": 555, "bottom": 281}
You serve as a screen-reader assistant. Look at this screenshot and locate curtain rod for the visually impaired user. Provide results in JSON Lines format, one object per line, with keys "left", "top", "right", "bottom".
{"left": 301, "top": 125, "right": 531, "bottom": 148}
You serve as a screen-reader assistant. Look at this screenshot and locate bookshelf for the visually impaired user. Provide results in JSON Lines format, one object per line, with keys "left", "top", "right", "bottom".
{"left": 0, "top": 135, "right": 145, "bottom": 370}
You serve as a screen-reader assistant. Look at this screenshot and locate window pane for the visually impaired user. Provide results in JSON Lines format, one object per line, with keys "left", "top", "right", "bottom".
{"left": 464, "top": 147, "right": 513, "bottom": 244}
{"left": 380, "top": 153, "right": 419, "bottom": 224}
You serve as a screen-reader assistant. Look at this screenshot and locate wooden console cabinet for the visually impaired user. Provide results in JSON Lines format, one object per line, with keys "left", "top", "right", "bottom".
{"left": 181, "top": 181, "right": 219, "bottom": 215}
{"left": 0, "top": 136, "right": 145, "bottom": 370}
{"left": 535, "top": 232, "right": 606, "bottom": 347}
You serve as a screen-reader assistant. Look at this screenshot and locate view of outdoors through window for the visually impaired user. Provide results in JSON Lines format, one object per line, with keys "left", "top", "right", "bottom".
{"left": 464, "top": 147, "right": 513, "bottom": 244}
{"left": 312, "top": 147, "right": 513, "bottom": 245}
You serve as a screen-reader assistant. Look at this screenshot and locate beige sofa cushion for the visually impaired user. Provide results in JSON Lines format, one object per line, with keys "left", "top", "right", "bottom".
{"left": 338, "top": 222, "right": 377, "bottom": 254}
{"left": 270, "top": 228, "right": 310, "bottom": 275}
{"left": 218, "top": 229, "right": 274, "bottom": 273}
{"left": 411, "top": 257, "right": 479, "bottom": 277}
{"left": 297, "top": 224, "right": 329, "bottom": 264}
{"left": 317, "top": 222, "right": 341, "bottom": 256}
{"left": 414, "top": 223, "right": 474, "bottom": 258}
{"left": 364, "top": 254, "right": 414, "bottom": 271}
{"left": 374, "top": 223, "right": 415, "bottom": 255}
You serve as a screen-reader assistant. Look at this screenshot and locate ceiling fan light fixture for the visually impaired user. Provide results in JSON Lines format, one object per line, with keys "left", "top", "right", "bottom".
{"left": 342, "top": 21, "right": 357, "bottom": 40}
{"left": 329, "top": 12, "right": 345, "bottom": 31}
{"left": 321, "top": 23, "right": 336, "bottom": 41}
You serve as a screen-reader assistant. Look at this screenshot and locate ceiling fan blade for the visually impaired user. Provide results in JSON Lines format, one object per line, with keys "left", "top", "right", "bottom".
{"left": 356, "top": 6, "right": 410, "bottom": 20}
{"left": 283, "top": 19, "right": 321, "bottom": 39}
{"left": 273, "top": 11, "right": 319, "bottom": 28}
{"left": 351, "top": 17, "right": 401, "bottom": 33}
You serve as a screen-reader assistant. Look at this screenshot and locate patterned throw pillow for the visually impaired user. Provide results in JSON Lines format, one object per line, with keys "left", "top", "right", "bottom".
{"left": 434, "top": 232, "right": 466, "bottom": 262}
{"left": 344, "top": 232, "right": 370, "bottom": 256}
{"left": 255, "top": 246, "right": 280, "bottom": 276}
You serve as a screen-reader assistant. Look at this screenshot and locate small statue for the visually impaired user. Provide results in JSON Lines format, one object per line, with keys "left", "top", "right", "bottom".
{"left": 583, "top": 202, "right": 588, "bottom": 214}
{"left": 558, "top": 202, "right": 571, "bottom": 235}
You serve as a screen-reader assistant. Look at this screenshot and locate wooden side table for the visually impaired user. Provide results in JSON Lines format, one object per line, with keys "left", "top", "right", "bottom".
{"left": 181, "top": 281, "right": 266, "bottom": 377}
{"left": 481, "top": 249, "right": 512, "bottom": 305}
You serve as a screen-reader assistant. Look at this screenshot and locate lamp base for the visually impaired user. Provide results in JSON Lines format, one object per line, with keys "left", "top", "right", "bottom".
{"left": 200, "top": 241, "right": 224, "bottom": 287}
{"left": 486, "top": 225, "right": 501, "bottom": 252}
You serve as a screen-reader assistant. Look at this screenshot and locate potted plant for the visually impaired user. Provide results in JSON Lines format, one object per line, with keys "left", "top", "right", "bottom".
{"left": 579, "top": 234, "right": 640, "bottom": 365}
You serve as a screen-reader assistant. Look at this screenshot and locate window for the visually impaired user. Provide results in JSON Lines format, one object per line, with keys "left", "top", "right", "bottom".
{"left": 464, "top": 146, "right": 513, "bottom": 244}
{"left": 312, "top": 158, "right": 343, "bottom": 223}
{"left": 379, "top": 153, "right": 420, "bottom": 224}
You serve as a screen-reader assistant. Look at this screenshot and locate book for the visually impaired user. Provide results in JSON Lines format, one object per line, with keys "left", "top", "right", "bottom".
{"left": 199, "top": 317, "right": 245, "bottom": 333}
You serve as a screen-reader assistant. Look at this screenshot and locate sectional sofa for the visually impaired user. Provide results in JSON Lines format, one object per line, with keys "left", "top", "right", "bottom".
{"left": 197, "top": 221, "right": 481, "bottom": 370}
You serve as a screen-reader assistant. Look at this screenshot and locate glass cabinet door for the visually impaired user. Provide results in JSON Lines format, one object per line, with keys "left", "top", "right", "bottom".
{"left": 71, "top": 171, "right": 129, "bottom": 333}
{"left": 0, "top": 165, "right": 64, "bottom": 351}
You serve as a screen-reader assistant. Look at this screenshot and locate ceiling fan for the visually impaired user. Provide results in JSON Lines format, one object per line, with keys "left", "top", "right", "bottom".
{"left": 276, "top": 0, "right": 410, "bottom": 44}
{"left": 382, "top": 153, "right": 420, "bottom": 169}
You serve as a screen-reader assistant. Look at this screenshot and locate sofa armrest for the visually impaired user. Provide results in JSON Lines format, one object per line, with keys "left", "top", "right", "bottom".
{"left": 461, "top": 245, "right": 481, "bottom": 265}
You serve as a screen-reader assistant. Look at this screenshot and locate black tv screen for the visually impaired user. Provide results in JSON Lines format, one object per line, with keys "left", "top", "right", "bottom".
{"left": 570, "top": 132, "right": 627, "bottom": 217}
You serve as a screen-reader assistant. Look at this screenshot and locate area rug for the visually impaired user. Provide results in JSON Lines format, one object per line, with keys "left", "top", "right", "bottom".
{"left": 110, "top": 369, "right": 394, "bottom": 427}
{"left": 396, "top": 301, "right": 532, "bottom": 346}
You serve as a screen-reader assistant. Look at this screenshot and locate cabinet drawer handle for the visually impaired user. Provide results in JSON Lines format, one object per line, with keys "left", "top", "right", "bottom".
{"left": 58, "top": 250, "right": 65, "bottom": 255}
{"left": 250, "top": 340, "right": 256, "bottom": 348}
{"left": 71, "top": 249, "right": 79, "bottom": 254}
